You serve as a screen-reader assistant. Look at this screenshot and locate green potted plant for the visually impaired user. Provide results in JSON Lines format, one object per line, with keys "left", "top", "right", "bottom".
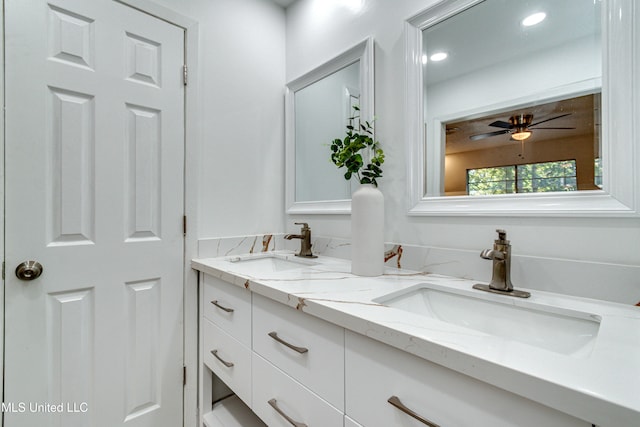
{"left": 330, "top": 106, "right": 385, "bottom": 186}
{"left": 329, "top": 106, "right": 385, "bottom": 276}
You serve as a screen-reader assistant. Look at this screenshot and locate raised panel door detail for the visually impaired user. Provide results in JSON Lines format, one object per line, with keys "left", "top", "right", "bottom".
{"left": 124, "top": 279, "right": 161, "bottom": 421}
{"left": 48, "top": 288, "right": 94, "bottom": 427}
{"left": 125, "top": 32, "right": 161, "bottom": 87}
{"left": 48, "top": 4, "right": 95, "bottom": 70}
{"left": 47, "top": 87, "right": 96, "bottom": 246}
{"left": 125, "top": 104, "right": 161, "bottom": 242}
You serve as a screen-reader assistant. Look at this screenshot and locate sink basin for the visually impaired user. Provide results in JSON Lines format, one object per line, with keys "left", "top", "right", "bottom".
{"left": 227, "top": 253, "right": 318, "bottom": 273}
{"left": 375, "top": 283, "right": 601, "bottom": 358}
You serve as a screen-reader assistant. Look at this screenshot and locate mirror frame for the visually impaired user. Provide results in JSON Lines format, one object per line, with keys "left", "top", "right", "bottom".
{"left": 405, "top": 0, "right": 640, "bottom": 217}
{"left": 285, "top": 37, "right": 374, "bottom": 215}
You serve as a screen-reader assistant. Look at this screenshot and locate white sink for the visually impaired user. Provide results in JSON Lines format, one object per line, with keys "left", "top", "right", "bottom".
{"left": 226, "top": 253, "right": 318, "bottom": 273}
{"left": 375, "top": 283, "right": 601, "bottom": 358}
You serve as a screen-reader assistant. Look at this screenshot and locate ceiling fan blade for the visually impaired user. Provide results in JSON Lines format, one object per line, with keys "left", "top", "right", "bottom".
{"left": 488, "top": 120, "right": 513, "bottom": 129}
{"left": 529, "top": 113, "right": 571, "bottom": 127}
{"left": 469, "top": 129, "right": 511, "bottom": 141}
{"left": 529, "top": 127, "right": 576, "bottom": 130}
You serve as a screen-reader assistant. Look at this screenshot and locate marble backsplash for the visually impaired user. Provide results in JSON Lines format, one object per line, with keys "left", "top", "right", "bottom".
{"left": 197, "top": 234, "right": 640, "bottom": 306}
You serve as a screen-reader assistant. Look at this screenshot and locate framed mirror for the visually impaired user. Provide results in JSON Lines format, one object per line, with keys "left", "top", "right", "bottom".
{"left": 286, "top": 37, "right": 374, "bottom": 214}
{"left": 405, "top": 0, "right": 640, "bottom": 216}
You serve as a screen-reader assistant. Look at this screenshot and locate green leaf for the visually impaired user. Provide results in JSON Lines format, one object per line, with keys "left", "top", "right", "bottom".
{"left": 329, "top": 105, "right": 385, "bottom": 186}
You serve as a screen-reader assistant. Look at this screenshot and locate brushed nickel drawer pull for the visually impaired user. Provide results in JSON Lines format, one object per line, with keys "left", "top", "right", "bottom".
{"left": 211, "top": 300, "right": 234, "bottom": 313}
{"left": 210, "top": 350, "right": 234, "bottom": 368}
{"left": 388, "top": 396, "right": 440, "bottom": 427}
{"left": 268, "top": 398, "right": 307, "bottom": 427}
{"left": 268, "top": 331, "right": 308, "bottom": 354}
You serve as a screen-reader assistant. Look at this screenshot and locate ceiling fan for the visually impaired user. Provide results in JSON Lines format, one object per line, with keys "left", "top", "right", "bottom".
{"left": 469, "top": 113, "right": 574, "bottom": 141}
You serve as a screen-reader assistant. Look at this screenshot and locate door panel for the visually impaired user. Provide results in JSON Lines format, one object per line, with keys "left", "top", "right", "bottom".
{"left": 5, "top": 1, "right": 185, "bottom": 426}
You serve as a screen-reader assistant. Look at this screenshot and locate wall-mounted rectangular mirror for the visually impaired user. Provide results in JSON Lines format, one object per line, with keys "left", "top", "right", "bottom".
{"left": 286, "top": 37, "right": 374, "bottom": 214}
{"left": 405, "top": 0, "right": 640, "bottom": 216}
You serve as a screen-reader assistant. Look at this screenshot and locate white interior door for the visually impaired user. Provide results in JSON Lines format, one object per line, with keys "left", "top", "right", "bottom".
{"left": 4, "top": 0, "right": 185, "bottom": 426}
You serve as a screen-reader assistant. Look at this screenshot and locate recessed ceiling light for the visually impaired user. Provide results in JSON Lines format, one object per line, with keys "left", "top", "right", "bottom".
{"left": 522, "top": 12, "right": 546, "bottom": 27}
{"left": 421, "top": 54, "right": 428, "bottom": 64}
{"left": 429, "top": 52, "right": 448, "bottom": 62}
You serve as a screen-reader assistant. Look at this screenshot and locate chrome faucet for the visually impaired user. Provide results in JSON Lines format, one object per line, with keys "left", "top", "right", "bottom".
{"left": 473, "top": 229, "right": 530, "bottom": 298}
{"left": 284, "top": 222, "right": 317, "bottom": 258}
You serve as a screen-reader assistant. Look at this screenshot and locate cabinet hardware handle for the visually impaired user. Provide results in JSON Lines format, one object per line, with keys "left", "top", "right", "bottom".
{"left": 388, "top": 396, "right": 441, "bottom": 427}
{"left": 268, "top": 398, "right": 307, "bottom": 427}
{"left": 210, "top": 350, "right": 234, "bottom": 368}
{"left": 268, "top": 331, "right": 308, "bottom": 354}
{"left": 211, "top": 300, "right": 234, "bottom": 313}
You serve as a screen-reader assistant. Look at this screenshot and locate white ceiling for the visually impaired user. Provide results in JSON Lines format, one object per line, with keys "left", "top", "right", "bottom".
{"left": 423, "top": 0, "right": 601, "bottom": 85}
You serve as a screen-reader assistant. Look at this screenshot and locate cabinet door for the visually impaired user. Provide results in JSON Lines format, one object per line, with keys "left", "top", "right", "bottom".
{"left": 203, "top": 275, "right": 252, "bottom": 346}
{"left": 252, "top": 353, "right": 343, "bottom": 427}
{"left": 252, "top": 294, "right": 344, "bottom": 410}
{"left": 202, "top": 319, "right": 252, "bottom": 406}
{"left": 345, "top": 331, "right": 590, "bottom": 427}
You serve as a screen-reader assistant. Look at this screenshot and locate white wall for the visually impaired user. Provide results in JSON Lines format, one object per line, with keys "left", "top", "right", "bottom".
{"left": 285, "top": 0, "right": 640, "bottom": 275}
{"left": 149, "top": 0, "right": 287, "bottom": 238}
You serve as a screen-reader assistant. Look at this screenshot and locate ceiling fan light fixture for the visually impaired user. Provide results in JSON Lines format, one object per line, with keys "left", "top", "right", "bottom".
{"left": 511, "top": 131, "right": 532, "bottom": 141}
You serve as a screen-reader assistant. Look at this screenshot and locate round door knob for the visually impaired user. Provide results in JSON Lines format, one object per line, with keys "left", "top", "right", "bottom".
{"left": 15, "top": 261, "right": 44, "bottom": 281}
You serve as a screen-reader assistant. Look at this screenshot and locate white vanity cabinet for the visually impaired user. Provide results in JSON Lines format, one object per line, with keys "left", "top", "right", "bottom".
{"left": 198, "top": 269, "right": 598, "bottom": 427}
{"left": 199, "top": 273, "right": 345, "bottom": 427}
{"left": 200, "top": 275, "right": 265, "bottom": 427}
{"left": 201, "top": 275, "right": 253, "bottom": 406}
{"left": 252, "top": 293, "right": 345, "bottom": 410}
{"left": 252, "top": 352, "right": 344, "bottom": 426}
{"left": 252, "top": 293, "right": 345, "bottom": 426}
{"left": 345, "top": 330, "right": 591, "bottom": 427}
{"left": 203, "top": 274, "right": 252, "bottom": 346}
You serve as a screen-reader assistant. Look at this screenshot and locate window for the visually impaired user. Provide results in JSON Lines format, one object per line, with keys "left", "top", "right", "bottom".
{"left": 467, "top": 160, "right": 577, "bottom": 196}
{"left": 594, "top": 158, "right": 602, "bottom": 188}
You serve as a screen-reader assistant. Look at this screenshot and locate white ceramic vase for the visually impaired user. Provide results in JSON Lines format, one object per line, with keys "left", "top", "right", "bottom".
{"left": 351, "top": 183, "right": 384, "bottom": 276}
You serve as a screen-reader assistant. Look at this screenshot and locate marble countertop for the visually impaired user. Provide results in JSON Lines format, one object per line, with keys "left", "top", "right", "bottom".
{"left": 192, "top": 251, "right": 640, "bottom": 426}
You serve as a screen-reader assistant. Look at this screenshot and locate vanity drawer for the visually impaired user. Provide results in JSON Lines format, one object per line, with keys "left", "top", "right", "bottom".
{"left": 252, "top": 353, "right": 343, "bottom": 427}
{"left": 202, "top": 318, "right": 251, "bottom": 406}
{"left": 345, "top": 331, "right": 590, "bottom": 427}
{"left": 252, "top": 294, "right": 344, "bottom": 411}
{"left": 203, "top": 274, "right": 251, "bottom": 346}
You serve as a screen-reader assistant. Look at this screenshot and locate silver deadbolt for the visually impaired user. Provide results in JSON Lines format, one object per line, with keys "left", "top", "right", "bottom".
{"left": 15, "top": 261, "right": 44, "bottom": 281}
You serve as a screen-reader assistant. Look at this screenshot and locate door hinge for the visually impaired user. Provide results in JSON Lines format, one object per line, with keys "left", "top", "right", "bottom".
{"left": 183, "top": 64, "right": 188, "bottom": 86}
{"left": 183, "top": 215, "right": 187, "bottom": 236}
{"left": 183, "top": 366, "right": 187, "bottom": 386}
